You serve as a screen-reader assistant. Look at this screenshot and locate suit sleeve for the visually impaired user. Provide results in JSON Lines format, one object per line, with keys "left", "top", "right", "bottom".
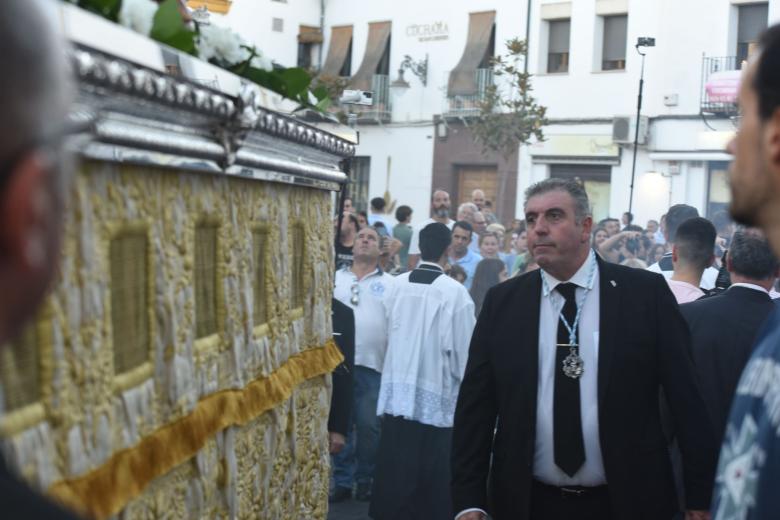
{"left": 451, "top": 286, "right": 498, "bottom": 514}
{"left": 653, "top": 277, "right": 718, "bottom": 510}
{"left": 328, "top": 300, "right": 355, "bottom": 436}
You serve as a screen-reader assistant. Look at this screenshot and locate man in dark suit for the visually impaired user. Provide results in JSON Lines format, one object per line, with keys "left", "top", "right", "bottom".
{"left": 680, "top": 228, "right": 777, "bottom": 442}
{"left": 452, "top": 178, "right": 717, "bottom": 520}
{"left": 329, "top": 298, "right": 355, "bottom": 454}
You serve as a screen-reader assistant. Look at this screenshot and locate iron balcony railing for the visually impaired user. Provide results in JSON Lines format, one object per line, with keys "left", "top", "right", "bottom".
{"left": 700, "top": 56, "right": 740, "bottom": 116}
{"left": 353, "top": 74, "right": 392, "bottom": 123}
{"left": 444, "top": 68, "right": 494, "bottom": 118}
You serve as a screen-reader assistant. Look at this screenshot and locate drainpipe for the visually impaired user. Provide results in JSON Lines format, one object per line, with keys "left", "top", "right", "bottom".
{"left": 524, "top": 0, "right": 532, "bottom": 73}
{"left": 319, "top": 0, "right": 325, "bottom": 69}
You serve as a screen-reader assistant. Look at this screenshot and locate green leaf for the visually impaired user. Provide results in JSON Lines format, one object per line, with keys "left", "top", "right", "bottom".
{"left": 311, "top": 86, "right": 329, "bottom": 102}
{"left": 243, "top": 67, "right": 286, "bottom": 93}
{"left": 78, "top": 0, "right": 121, "bottom": 21}
{"left": 315, "top": 96, "right": 332, "bottom": 111}
{"left": 278, "top": 68, "right": 312, "bottom": 97}
{"left": 150, "top": 0, "right": 196, "bottom": 54}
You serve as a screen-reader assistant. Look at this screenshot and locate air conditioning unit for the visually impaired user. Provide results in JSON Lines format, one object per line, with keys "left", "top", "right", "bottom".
{"left": 612, "top": 116, "right": 649, "bottom": 145}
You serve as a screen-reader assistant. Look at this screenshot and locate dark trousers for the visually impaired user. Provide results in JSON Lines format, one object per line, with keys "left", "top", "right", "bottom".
{"left": 369, "top": 415, "right": 453, "bottom": 520}
{"left": 530, "top": 480, "right": 612, "bottom": 520}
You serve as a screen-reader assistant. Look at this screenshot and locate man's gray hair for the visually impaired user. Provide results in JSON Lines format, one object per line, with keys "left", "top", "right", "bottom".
{"left": 524, "top": 178, "right": 592, "bottom": 221}
{"left": 729, "top": 227, "right": 779, "bottom": 280}
{"left": 0, "top": 0, "right": 71, "bottom": 180}
{"left": 458, "top": 202, "right": 478, "bottom": 213}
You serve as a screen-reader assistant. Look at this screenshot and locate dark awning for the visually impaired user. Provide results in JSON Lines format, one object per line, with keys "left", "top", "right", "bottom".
{"left": 447, "top": 11, "right": 496, "bottom": 97}
{"left": 298, "top": 25, "right": 323, "bottom": 44}
{"left": 321, "top": 25, "right": 353, "bottom": 77}
{"left": 349, "top": 21, "right": 392, "bottom": 91}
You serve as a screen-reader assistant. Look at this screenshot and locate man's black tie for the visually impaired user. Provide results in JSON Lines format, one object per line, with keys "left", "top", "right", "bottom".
{"left": 554, "top": 282, "right": 586, "bottom": 477}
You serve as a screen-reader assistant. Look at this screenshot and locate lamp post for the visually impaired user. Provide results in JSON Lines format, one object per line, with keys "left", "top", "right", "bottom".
{"left": 390, "top": 54, "right": 429, "bottom": 91}
{"left": 628, "top": 37, "right": 655, "bottom": 216}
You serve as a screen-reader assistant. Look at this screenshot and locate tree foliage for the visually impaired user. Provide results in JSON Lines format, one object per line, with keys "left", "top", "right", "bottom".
{"left": 471, "top": 38, "right": 548, "bottom": 160}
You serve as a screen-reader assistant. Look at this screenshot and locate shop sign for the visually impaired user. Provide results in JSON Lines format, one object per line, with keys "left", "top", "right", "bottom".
{"left": 405, "top": 21, "right": 449, "bottom": 42}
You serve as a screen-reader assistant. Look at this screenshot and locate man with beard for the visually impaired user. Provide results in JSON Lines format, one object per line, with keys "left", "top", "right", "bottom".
{"left": 711, "top": 24, "right": 780, "bottom": 519}
{"left": 406, "top": 189, "right": 454, "bottom": 270}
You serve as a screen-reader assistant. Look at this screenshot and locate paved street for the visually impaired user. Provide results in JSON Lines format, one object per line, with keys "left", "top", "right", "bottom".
{"left": 327, "top": 498, "right": 370, "bottom": 520}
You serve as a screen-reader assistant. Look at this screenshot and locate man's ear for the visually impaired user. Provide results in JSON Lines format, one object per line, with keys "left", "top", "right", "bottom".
{"left": 581, "top": 215, "right": 593, "bottom": 242}
{"left": 0, "top": 151, "right": 51, "bottom": 273}
{"left": 767, "top": 108, "right": 780, "bottom": 174}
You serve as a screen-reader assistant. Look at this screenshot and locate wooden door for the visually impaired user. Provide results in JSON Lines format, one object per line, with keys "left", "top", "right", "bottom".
{"left": 457, "top": 166, "right": 498, "bottom": 209}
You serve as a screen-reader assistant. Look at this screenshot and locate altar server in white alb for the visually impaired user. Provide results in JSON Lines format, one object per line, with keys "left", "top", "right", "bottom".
{"left": 369, "top": 222, "right": 476, "bottom": 520}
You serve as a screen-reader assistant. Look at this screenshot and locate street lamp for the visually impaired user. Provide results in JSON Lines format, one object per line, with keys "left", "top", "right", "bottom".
{"left": 391, "top": 54, "right": 429, "bottom": 91}
{"left": 628, "top": 37, "right": 655, "bottom": 216}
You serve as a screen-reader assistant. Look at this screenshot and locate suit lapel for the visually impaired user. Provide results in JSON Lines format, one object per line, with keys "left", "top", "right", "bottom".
{"left": 597, "top": 258, "right": 620, "bottom": 407}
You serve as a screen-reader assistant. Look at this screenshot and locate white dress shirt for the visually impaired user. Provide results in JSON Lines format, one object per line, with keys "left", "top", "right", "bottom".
{"left": 666, "top": 279, "right": 705, "bottom": 304}
{"left": 535, "top": 250, "right": 607, "bottom": 486}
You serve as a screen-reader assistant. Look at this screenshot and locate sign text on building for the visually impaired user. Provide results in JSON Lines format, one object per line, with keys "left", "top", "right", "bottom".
{"left": 405, "top": 21, "right": 449, "bottom": 42}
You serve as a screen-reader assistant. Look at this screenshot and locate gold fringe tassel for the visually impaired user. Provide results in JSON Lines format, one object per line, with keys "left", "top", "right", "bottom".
{"left": 48, "top": 340, "right": 343, "bottom": 519}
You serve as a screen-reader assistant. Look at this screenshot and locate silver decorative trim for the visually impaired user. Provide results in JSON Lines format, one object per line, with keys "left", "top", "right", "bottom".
{"left": 69, "top": 46, "right": 356, "bottom": 162}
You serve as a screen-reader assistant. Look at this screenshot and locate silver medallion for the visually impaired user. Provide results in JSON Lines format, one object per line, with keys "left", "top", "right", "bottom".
{"left": 562, "top": 348, "right": 584, "bottom": 379}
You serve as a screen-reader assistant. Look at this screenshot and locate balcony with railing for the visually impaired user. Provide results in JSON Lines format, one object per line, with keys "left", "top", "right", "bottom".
{"left": 348, "top": 74, "right": 392, "bottom": 123}
{"left": 700, "top": 56, "right": 740, "bottom": 117}
{"left": 444, "top": 68, "right": 494, "bottom": 118}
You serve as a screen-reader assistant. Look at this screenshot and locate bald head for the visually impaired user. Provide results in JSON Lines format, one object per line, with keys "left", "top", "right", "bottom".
{"left": 472, "top": 189, "right": 485, "bottom": 210}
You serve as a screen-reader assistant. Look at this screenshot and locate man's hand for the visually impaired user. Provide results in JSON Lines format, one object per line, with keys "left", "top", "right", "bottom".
{"left": 456, "top": 513, "right": 487, "bottom": 520}
{"left": 329, "top": 432, "right": 346, "bottom": 454}
{"left": 685, "top": 510, "right": 711, "bottom": 520}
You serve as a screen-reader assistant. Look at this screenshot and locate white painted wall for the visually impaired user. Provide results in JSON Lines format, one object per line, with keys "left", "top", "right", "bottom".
{"left": 208, "top": 0, "right": 780, "bottom": 228}
{"left": 323, "top": 0, "right": 530, "bottom": 122}
{"left": 353, "top": 125, "right": 436, "bottom": 227}
{"left": 207, "top": 0, "right": 322, "bottom": 68}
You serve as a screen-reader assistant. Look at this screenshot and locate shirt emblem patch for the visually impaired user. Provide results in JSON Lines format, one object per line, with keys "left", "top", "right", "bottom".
{"left": 370, "top": 280, "right": 385, "bottom": 296}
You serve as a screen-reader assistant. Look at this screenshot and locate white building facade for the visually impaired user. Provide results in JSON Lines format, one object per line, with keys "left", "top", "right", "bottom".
{"left": 201, "top": 0, "right": 780, "bottom": 228}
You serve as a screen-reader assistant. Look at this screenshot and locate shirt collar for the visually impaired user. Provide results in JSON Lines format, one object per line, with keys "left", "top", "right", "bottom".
{"left": 668, "top": 279, "right": 702, "bottom": 291}
{"left": 541, "top": 250, "right": 597, "bottom": 297}
{"left": 345, "top": 265, "right": 383, "bottom": 279}
{"left": 729, "top": 282, "right": 770, "bottom": 295}
{"left": 418, "top": 261, "right": 444, "bottom": 272}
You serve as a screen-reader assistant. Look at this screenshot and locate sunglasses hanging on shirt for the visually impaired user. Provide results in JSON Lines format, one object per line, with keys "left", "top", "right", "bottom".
{"left": 350, "top": 282, "right": 359, "bottom": 306}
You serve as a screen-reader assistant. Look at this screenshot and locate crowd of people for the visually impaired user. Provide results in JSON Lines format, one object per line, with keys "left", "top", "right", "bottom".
{"left": 331, "top": 177, "right": 780, "bottom": 520}
{"left": 329, "top": 23, "right": 780, "bottom": 520}
{"left": 4, "top": 2, "right": 780, "bottom": 519}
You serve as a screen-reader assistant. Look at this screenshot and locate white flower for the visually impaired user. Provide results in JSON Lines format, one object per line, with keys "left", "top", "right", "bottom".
{"left": 118, "top": 0, "right": 158, "bottom": 37}
{"left": 250, "top": 54, "right": 273, "bottom": 71}
{"left": 198, "top": 24, "right": 249, "bottom": 66}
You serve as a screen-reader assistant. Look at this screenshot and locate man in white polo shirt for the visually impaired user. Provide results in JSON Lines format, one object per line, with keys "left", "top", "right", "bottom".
{"left": 332, "top": 226, "right": 396, "bottom": 503}
{"left": 406, "top": 189, "right": 454, "bottom": 270}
